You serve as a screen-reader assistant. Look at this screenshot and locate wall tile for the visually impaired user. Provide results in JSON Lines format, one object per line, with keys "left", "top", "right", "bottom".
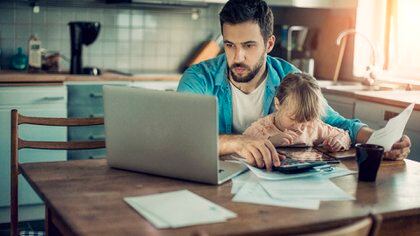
{"left": 75, "top": 8, "right": 89, "bottom": 22}
{"left": 116, "top": 42, "right": 130, "bottom": 55}
{"left": 31, "top": 25, "right": 46, "bottom": 40}
{"left": 116, "top": 13, "right": 130, "bottom": 27}
{"left": 0, "top": 4, "right": 221, "bottom": 72}
{"left": 0, "top": 8, "right": 14, "bottom": 24}
{"left": 131, "top": 13, "right": 143, "bottom": 28}
{"left": 15, "top": 25, "right": 31, "bottom": 39}
{"left": 117, "top": 28, "right": 130, "bottom": 41}
{"left": 45, "top": 25, "right": 62, "bottom": 40}
{"left": 32, "top": 10, "right": 46, "bottom": 25}
{"left": 15, "top": 7, "right": 32, "bottom": 24}
{"left": 45, "top": 7, "right": 62, "bottom": 25}
{"left": 101, "top": 27, "right": 116, "bottom": 41}
{"left": 102, "top": 41, "right": 116, "bottom": 55}
{"left": 0, "top": 24, "right": 15, "bottom": 39}
{"left": 131, "top": 28, "right": 144, "bottom": 41}
{"left": 61, "top": 9, "right": 76, "bottom": 25}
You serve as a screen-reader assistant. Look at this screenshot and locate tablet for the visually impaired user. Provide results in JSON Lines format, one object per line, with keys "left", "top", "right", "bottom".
{"left": 276, "top": 147, "right": 339, "bottom": 163}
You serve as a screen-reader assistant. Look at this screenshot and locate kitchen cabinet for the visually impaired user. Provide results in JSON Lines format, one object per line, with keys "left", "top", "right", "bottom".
{"left": 66, "top": 80, "right": 179, "bottom": 160}
{"left": 323, "top": 93, "right": 355, "bottom": 119}
{"left": 354, "top": 100, "right": 420, "bottom": 162}
{"left": 0, "top": 86, "right": 67, "bottom": 223}
{"left": 66, "top": 81, "right": 129, "bottom": 160}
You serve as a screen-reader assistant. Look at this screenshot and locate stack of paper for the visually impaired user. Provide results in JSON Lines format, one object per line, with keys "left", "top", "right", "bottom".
{"left": 231, "top": 160, "right": 356, "bottom": 210}
{"left": 125, "top": 190, "right": 236, "bottom": 228}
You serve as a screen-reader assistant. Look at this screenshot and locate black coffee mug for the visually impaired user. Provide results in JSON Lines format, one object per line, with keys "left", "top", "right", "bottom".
{"left": 355, "top": 143, "right": 384, "bottom": 182}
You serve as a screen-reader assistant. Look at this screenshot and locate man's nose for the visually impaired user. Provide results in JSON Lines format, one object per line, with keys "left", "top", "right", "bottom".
{"left": 233, "top": 48, "right": 245, "bottom": 63}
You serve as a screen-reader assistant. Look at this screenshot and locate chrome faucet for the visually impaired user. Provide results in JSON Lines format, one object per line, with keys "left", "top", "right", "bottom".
{"left": 334, "top": 29, "right": 378, "bottom": 85}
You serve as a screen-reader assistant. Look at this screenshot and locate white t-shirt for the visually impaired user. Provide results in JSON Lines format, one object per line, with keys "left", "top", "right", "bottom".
{"left": 230, "top": 78, "right": 267, "bottom": 134}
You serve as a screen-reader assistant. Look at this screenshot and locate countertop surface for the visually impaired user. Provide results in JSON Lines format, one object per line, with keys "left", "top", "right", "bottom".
{"left": 0, "top": 71, "right": 182, "bottom": 83}
{"left": 1, "top": 72, "right": 419, "bottom": 111}
{"left": 354, "top": 90, "right": 420, "bottom": 111}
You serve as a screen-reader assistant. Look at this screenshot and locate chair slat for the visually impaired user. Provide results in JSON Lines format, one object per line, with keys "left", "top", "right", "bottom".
{"left": 11, "top": 109, "right": 107, "bottom": 236}
{"left": 19, "top": 139, "right": 106, "bottom": 150}
{"left": 18, "top": 114, "right": 104, "bottom": 126}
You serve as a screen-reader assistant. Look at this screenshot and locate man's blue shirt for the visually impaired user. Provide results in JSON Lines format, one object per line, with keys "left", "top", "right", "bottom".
{"left": 177, "top": 54, "right": 366, "bottom": 143}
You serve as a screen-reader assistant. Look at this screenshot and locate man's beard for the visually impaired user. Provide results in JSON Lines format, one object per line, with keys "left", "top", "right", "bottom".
{"left": 228, "top": 54, "right": 265, "bottom": 83}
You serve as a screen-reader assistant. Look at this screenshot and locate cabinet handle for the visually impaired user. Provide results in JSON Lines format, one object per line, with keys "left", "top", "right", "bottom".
{"left": 89, "top": 155, "right": 104, "bottom": 159}
{"left": 42, "top": 96, "right": 65, "bottom": 101}
{"left": 384, "top": 110, "right": 399, "bottom": 121}
{"left": 90, "top": 92, "right": 103, "bottom": 98}
{"left": 89, "top": 113, "right": 104, "bottom": 118}
{"left": 164, "top": 88, "right": 175, "bottom": 92}
{"left": 89, "top": 134, "right": 105, "bottom": 140}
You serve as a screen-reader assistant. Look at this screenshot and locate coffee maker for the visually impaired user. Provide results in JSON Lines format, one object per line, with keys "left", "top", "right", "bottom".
{"left": 69, "top": 22, "right": 101, "bottom": 75}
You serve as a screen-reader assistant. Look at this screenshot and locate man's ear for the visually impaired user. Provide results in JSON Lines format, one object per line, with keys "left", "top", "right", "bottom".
{"left": 266, "top": 35, "right": 276, "bottom": 53}
{"left": 274, "top": 97, "right": 280, "bottom": 111}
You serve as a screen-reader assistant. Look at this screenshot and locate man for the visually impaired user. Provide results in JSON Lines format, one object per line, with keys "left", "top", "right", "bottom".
{"left": 177, "top": 0, "right": 411, "bottom": 170}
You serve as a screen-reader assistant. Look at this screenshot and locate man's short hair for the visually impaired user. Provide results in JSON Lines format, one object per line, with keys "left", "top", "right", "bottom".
{"left": 219, "top": 0, "right": 274, "bottom": 42}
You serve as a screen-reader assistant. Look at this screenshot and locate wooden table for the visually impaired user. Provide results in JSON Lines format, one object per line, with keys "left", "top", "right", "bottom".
{"left": 20, "top": 159, "right": 420, "bottom": 236}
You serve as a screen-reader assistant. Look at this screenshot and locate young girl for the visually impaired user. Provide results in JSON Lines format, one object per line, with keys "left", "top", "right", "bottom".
{"left": 244, "top": 73, "right": 351, "bottom": 152}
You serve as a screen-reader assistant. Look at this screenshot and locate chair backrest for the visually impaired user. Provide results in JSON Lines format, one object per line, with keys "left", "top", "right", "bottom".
{"left": 303, "top": 214, "right": 382, "bottom": 236}
{"left": 10, "top": 109, "right": 106, "bottom": 236}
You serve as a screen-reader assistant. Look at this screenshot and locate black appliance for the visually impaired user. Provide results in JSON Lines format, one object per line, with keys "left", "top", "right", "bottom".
{"left": 69, "top": 21, "right": 101, "bottom": 75}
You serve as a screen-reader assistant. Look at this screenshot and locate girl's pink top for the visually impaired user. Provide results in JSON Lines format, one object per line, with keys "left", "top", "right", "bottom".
{"left": 243, "top": 114, "right": 351, "bottom": 149}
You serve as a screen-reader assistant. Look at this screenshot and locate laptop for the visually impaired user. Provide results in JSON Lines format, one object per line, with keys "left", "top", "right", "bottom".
{"left": 103, "top": 86, "right": 247, "bottom": 185}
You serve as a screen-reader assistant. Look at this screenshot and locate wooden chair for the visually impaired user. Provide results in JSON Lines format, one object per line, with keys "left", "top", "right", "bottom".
{"left": 10, "top": 109, "right": 106, "bottom": 236}
{"left": 303, "top": 214, "right": 382, "bottom": 236}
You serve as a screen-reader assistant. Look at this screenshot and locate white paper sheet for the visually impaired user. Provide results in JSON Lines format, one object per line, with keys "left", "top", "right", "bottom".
{"left": 259, "top": 177, "right": 355, "bottom": 201}
{"left": 124, "top": 190, "right": 236, "bottom": 228}
{"left": 231, "top": 170, "right": 255, "bottom": 194}
{"left": 367, "top": 103, "right": 414, "bottom": 151}
{"left": 233, "top": 182, "right": 320, "bottom": 210}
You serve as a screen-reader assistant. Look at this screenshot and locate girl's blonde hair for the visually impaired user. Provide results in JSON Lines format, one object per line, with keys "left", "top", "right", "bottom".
{"left": 275, "top": 73, "right": 326, "bottom": 122}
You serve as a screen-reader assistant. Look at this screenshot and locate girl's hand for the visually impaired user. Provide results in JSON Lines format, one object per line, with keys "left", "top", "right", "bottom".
{"left": 323, "top": 134, "right": 349, "bottom": 152}
{"left": 268, "top": 129, "right": 300, "bottom": 146}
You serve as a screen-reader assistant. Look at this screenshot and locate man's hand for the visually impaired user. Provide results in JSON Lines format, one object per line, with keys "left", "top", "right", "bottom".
{"left": 356, "top": 127, "right": 411, "bottom": 161}
{"left": 383, "top": 135, "right": 411, "bottom": 160}
{"left": 219, "top": 135, "right": 285, "bottom": 171}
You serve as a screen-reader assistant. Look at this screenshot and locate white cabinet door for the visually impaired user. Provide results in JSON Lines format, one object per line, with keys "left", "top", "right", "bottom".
{"left": 324, "top": 94, "right": 355, "bottom": 119}
{"left": 0, "top": 86, "right": 67, "bottom": 210}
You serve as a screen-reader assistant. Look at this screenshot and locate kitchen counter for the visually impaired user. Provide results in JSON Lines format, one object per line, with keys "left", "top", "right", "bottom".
{"left": 354, "top": 90, "right": 420, "bottom": 111}
{"left": 0, "top": 71, "right": 181, "bottom": 84}
{"left": 1, "top": 73, "right": 418, "bottom": 111}
{"left": 318, "top": 80, "right": 420, "bottom": 111}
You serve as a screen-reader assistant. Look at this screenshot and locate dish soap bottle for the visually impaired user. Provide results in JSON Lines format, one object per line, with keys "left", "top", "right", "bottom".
{"left": 11, "top": 47, "right": 28, "bottom": 71}
{"left": 28, "top": 34, "right": 42, "bottom": 72}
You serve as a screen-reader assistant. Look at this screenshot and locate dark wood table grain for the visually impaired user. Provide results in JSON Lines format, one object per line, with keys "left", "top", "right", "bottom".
{"left": 20, "top": 158, "right": 420, "bottom": 236}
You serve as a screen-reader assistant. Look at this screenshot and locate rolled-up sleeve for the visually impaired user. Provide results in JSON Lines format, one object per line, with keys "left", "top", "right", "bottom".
{"left": 321, "top": 104, "right": 367, "bottom": 144}
{"left": 177, "top": 67, "right": 207, "bottom": 95}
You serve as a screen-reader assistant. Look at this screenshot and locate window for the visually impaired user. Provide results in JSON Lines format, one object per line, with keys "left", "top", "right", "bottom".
{"left": 354, "top": 0, "right": 420, "bottom": 81}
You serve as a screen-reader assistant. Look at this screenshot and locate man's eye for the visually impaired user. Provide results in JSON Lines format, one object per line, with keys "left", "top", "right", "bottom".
{"left": 245, "top": 44, "right": 255, "bottom": 48}
{"left": 225, "top": 43, "right": 233, "bottom": 48}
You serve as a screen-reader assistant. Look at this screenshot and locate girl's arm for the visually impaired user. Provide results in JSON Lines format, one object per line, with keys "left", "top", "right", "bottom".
{"left": 317, "top": 122, "right": 351, "bottom": 151}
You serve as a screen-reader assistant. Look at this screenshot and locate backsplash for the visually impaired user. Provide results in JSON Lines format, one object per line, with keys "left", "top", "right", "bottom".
{"left": 0, "top": 1, "right": 221, "bottom": 73}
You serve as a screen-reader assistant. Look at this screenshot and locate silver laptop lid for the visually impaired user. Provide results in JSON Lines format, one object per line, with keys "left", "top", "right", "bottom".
{"left": 103, "top": 86, "right": 219, "bottom": 184}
